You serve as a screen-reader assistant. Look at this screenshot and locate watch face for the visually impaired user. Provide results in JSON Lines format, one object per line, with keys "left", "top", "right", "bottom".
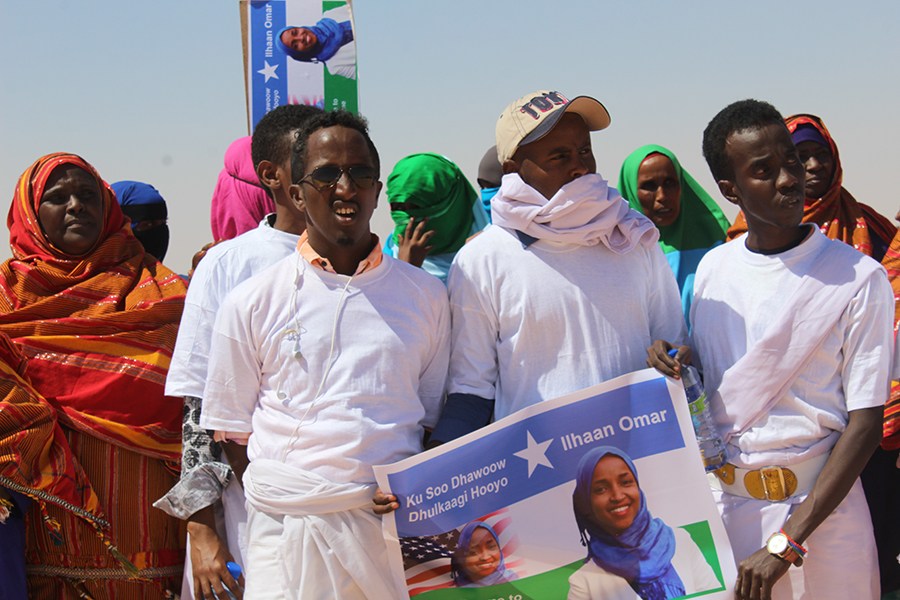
{"left": 767, "top": 533, "right": 789, "bottom": 555}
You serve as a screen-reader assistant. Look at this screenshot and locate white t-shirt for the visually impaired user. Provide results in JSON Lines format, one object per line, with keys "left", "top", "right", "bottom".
{"left": 691, "top": 227, "right": 893, "bottom": 467}
{"left": 447, "top": 225, "right": 686, "bottom": 420}
{"left": 567, "top": 528, "right": 719, "bottom": 600}
{"left": 200, "top": 253, "right": 450, "bottom": 485}
{"left": 165, "top": 217, "right": 301, "bottom": 399}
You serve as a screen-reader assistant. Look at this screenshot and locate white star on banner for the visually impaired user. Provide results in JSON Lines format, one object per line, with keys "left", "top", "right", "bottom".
{"left": 513, "top": 431, "right": 554, "bottom": 477}
{"left": 257, "top": 61, "right": 279, "bottom": 82}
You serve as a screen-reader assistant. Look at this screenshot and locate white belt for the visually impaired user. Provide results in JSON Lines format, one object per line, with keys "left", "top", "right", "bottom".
{"left": 707, "top": 452, "right": 829, "bottom": 502}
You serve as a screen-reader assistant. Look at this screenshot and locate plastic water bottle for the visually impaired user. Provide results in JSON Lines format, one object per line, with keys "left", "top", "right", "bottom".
{"left": 220, "top": 561, "right": 243, "bottom": 600}
{"left": 668, "top": 349, "right": 726, "bottom": 471}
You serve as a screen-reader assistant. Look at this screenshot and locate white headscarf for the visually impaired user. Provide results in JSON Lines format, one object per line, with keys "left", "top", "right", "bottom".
{"left": 490, "top": 173, "right": 658, "bottom": 253}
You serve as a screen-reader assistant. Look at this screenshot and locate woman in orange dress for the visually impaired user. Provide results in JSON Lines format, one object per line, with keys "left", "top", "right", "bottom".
{"left": 0, "top": 153, "right": 187, "bottom": 598}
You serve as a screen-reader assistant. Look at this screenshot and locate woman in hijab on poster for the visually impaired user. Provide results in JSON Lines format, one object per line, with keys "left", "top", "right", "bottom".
{"left": 277, "top": 3, "right": 356, "bottom": 80}
{"left": 450, "top": 520, "right": 518, "bottom": 588}
{"left": 569, "top": 446, "right": 718, "bottom": 600}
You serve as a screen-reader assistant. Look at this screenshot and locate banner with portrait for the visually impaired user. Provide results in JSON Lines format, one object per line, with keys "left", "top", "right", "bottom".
{"left": 242, "top": 0, "right": 358, "bottom": 131}
{"left": 374, "top": 369, "right": 737, "bottom": 599}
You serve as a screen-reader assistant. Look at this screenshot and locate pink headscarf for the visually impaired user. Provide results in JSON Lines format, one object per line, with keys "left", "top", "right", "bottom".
{"left": 209, "top": 136, "right": 275, "bottom": 241}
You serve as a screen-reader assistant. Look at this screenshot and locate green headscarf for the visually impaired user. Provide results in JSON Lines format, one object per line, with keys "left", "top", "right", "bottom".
{"left": 387, "top": 153, "right": 477, "bottom": 256}
{"left": 618, "top": 145, "right": 729, "bottom": 254}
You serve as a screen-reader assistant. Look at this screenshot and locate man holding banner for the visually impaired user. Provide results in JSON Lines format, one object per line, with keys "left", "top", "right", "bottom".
{"left": 650, "top": 99, "right": 890, "bottom": 600}
{"left": 200, "top": 110, "right": 450, "bottom": 599}
{"left": 430, "top": 89, "right": 685, "bottom": 444}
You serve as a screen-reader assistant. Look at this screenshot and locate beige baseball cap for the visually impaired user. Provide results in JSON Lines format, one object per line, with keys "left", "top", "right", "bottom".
{"left": 495, "top": 90, "right": 611, "bottom": 164}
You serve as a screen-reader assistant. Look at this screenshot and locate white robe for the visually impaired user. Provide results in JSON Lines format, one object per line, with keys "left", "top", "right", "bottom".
{"left": 242, "top": 460, "right": 400, "bottom": 600}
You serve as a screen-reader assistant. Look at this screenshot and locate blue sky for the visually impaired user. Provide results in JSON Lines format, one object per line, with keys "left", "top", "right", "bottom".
{"left": 1, "top": 1, "right": 897, "bottom": 272}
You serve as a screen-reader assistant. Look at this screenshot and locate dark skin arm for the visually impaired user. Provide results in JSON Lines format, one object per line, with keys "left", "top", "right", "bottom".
{"left": 735, "top": 406, "right": 882, "bottom": 600}
{"left": 646, "top": 339, "right": 692, "bottom": 379}
{"left": 188, "top": 240, "right": 223, "bottom": 279}
{"left": 372, "top": 489, "right": 399, "bottom": 515}
{"left": 396, "top": 218, "right": 434, "bottom": 268}
{"left": 648, "top": 340, "right": 884, "bottom": 598}
{"left": 221, "top": 441, "right": 250, "bottom": 489}
{"left": 186, "top": 506, "right": 244, "bottom": 599}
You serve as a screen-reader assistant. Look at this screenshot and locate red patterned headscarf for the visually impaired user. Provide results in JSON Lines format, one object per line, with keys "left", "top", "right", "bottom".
{"left": 727, "top": 114, "right": 896, "bottom": 260}
{"left": 0, "top": 153, "right": 186, "bottom": 460}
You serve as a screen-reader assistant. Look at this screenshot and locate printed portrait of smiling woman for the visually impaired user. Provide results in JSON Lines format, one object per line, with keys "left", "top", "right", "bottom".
{"left": 450, "top": 521, "right": 517, "bottom": 588}
{"left": 276, "top": 4, "right": 356, "bottom": 80}
{"left": 568, "top": 447, "right": 718, "bottom": 600}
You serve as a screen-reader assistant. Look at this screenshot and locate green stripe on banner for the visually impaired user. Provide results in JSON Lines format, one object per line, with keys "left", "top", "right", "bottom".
{"left": 414, "top": 561, "right": 583, "bottom": 600}
{"left": 323, "top": 0, "right": 358, "bottom": 113}
{"left": 680, "top": 521, "right": 727, "bottom": 597}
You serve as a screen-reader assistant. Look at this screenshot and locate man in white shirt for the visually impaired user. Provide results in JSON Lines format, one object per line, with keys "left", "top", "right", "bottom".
{"left": 200, "top": 110, "right": 450, "bottom": 599}
{"left": 157, "top": 104, "right": 320, "bottom": 600}
{"left": 430, "top": 89, "right": 685, "bottom": 444}
{"left": 649, "top": 99, "right": 889, "bottom": 600}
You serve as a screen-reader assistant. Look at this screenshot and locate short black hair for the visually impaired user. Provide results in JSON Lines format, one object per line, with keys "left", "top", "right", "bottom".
{"left": 702, "top": 99, "right": 786, "bottom": 182}
{"left": 291, "top": 110, "right": 380, "bottom": 184}
{"left": 251, "top": 105, "right": 323, "bottom": 195}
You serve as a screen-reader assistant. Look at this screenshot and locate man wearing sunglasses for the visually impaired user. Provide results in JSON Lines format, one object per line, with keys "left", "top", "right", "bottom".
{"left": 200, "top": 110, "right": 450, "bottom": 599}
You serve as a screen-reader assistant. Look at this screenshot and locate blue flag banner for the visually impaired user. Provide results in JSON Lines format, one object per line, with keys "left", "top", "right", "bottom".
{"left": 244, "top": 0, "right": 358, "bottom": 130}
{"left": 375, "top": 369, "right": 737, "bottom": 599}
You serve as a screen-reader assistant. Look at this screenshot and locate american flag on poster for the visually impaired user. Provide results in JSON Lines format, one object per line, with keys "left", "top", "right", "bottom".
{"left": 401, "top": 509, "right": 522, "bottom": 597}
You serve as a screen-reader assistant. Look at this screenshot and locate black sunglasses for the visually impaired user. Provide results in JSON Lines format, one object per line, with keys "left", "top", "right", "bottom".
{"left": 300, "top": 166, "right": 378, "bottom": 191}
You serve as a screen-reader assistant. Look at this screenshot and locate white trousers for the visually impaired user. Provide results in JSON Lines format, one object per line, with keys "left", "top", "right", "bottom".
{"left": 715, "top": 478, "right": 878, "bottom": 599}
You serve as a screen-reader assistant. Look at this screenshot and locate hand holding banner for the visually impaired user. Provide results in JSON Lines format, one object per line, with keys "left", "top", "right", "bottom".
{"left": 374, "top": 369, "right": 737, "bottom": 599}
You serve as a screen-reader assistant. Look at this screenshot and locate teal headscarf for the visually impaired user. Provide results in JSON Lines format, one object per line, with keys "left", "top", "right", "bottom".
{"left": 618, "top": 145, "right": 729, "bottom": 254}
{"left": 387, "top": 153, "right": 477, "bottom": 256}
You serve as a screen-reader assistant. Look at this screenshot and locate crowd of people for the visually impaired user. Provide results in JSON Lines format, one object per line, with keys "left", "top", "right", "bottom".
{"left": 0, "top": 89, "right": 897, "bottom": 600}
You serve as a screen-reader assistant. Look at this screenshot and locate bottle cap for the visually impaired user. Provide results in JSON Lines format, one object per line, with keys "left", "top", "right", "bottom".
{"left": 667, "top": 348, "right": 678, "bottom": 358}
{"left": 226, "top": 561, "right": 243, "bottom": 579}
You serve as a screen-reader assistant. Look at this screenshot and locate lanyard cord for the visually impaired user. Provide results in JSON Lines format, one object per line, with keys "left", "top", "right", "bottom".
{"left": 281, "top": 261, "right": 355, "bottom": 462}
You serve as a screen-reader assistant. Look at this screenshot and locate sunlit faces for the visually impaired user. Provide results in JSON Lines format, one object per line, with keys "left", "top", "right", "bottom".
{"left": 589, "top": 455, "right": 641, "bottom": 536}
{"left": 795, "top": 140, "right": 835, "bottom": 200}
{"left": 508, "top": 113, "right": 596, "bottom": 200}
{"left": 292, "top": 125, "right": 381, "bottom": 255}
{"left": 462, "top": 526, "right": 502, "bottom": 583}
{"left": 280, "top": 27, "right": 317, "bottom": 53}
{"left": 719, "top": 123, "right": 805, "bottom": 250}
{"left": 636, "top": 153, "right": 681, "bottom": 227}
{"left": 38, "top": 165, "right": 104, "bottom": 256}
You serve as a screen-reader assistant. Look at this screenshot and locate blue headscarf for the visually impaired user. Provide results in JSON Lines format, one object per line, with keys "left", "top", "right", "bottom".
{"left": 572, "top": 447, "right": 684, "bottom": 600}
{"left": 451, "top": 521, "right": 517, "bottom": 588}
{"left": 480, "top": 188, "right": 498, "bottom": 220}
{"left": 277, "top": 18, "right": 353, "bottom": 62}
{"left": 110, "top": 180, "right": 169, "bottom": 262}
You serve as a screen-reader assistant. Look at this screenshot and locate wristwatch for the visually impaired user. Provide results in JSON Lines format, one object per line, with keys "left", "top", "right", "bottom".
{"left": 766, "top": 532, "right": 805, "bottom": 565}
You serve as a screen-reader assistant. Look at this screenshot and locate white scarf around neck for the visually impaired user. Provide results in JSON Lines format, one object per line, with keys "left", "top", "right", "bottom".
{"left": 491, "top": 172, "right": 659, "bottom": 252}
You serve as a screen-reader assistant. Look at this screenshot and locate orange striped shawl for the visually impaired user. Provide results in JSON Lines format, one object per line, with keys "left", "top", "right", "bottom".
{"left": 882, "top": 231, "right": 900, "bottom": 449}
{"left": 0, "top": 332, "right": 105, "bottom": 528}
{"left": 0, "top": 153, "right": 186, "bottom": 461}
{"left": 727, "top": 115, "right": 896, "bottom": 259}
